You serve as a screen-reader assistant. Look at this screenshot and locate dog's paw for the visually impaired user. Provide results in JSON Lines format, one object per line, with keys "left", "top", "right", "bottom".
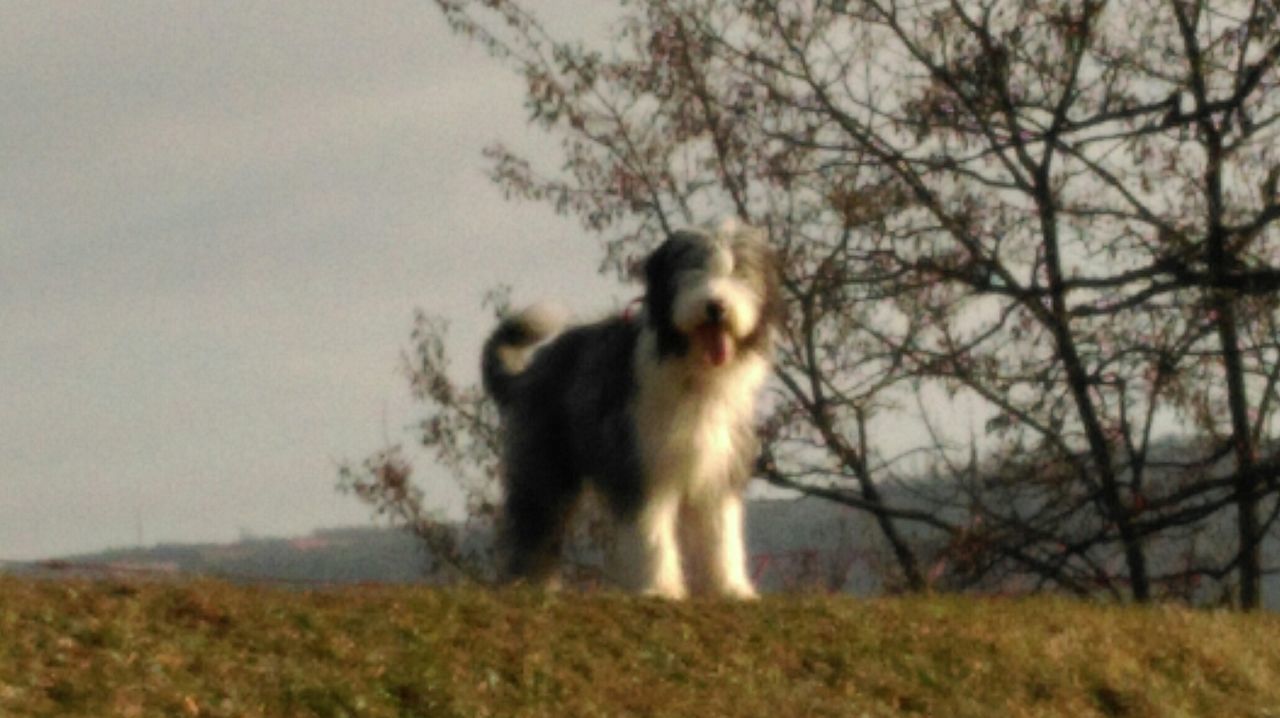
{"left": 640, "top": 582, "right": 689, "bottom": 601}
{"left": 724, "top": 585, "right": 759, "bottom": 601}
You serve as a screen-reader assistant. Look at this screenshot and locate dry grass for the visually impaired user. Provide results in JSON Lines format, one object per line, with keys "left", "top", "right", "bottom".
{"left": 2, "top": 577, "right": 1279, "bottom": 717}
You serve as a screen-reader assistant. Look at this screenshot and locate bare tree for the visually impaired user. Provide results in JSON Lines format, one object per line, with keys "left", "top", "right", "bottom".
{"left": 347, "top": 0, "right": 1280, "bottom": 607}
{"left": 337, "top": 310, "right": 503, "bottom": 582}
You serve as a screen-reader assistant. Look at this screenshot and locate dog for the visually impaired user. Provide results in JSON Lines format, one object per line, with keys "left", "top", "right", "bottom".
{"left": 481, "top": 221, "right": 782, "bottom": 599}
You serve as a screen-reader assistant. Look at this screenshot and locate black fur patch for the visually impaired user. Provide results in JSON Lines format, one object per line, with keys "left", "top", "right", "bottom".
{"left": 494, "top": 318, "right": 647, "bottom": 579}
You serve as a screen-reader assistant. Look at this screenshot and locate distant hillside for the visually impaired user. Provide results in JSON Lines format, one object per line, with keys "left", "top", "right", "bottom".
{"left": 6, "top": 527, "right": 432, "bottom": 586}
{"left": 5, "top": 499, "right": 878, "bottom": 591}
{"left": 8, "top": 494, "right": 1278, "bottom": 607}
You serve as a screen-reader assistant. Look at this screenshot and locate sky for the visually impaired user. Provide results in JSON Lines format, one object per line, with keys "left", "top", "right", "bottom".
{"left": 1, "top": 1, "right": 623, "bottom": 560}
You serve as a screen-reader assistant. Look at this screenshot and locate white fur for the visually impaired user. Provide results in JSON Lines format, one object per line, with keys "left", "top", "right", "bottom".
{"left": 517, "top": 301, "right": 571, "bottom": 338}
{"left": 616, "top": 328, "right": 770, "bottom": 598}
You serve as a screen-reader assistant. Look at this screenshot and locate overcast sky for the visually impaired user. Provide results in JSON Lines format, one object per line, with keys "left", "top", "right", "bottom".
{"left": 1, "top": 1, "right": 623, "bottom": 560}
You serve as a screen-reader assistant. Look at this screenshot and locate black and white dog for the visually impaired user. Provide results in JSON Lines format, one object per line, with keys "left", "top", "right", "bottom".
{"left": 481, "top": 222, "right": 782, "bottom": 598}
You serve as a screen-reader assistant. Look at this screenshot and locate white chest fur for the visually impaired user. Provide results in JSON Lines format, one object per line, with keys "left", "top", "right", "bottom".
{"left": 632, "top": 331, "right": 769, "bottom": 502}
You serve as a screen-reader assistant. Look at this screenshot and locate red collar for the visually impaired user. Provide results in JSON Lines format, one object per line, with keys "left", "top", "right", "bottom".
{"left": 621, "top": 297, "right": 644, "bottom": 323}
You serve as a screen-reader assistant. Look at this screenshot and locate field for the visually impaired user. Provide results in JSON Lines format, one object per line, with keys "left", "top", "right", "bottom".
{"left": 2, "top": 578, "right": 1279, "bottom": 717}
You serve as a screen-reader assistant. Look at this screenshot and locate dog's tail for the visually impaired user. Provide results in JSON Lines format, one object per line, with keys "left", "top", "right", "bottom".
{"left": 481, "top": 302, "right": 568, "bottom": 406}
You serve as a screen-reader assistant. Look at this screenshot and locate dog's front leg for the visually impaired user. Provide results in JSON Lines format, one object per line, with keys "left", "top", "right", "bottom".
{"left": 685, "top": 493, "right": 757, "bottom": 599}
{"left": 615, "top": 491, "right": 687, "bottom": 599}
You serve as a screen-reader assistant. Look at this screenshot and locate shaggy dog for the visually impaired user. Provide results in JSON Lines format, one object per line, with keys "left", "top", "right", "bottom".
{"left": 481, "top": 222, "right": 782, "bottom": 598}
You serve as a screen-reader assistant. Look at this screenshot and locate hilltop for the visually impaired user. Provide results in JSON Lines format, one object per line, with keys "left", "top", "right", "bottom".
{"left": 2, "top": 578, "right": 1279, "bottom": 717}
{"left": 12, "top": 494, "right": 1280, "bottom": 609}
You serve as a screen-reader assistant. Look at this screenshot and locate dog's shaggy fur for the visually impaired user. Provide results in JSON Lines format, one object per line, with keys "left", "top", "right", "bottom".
{"left": 481, "top": 222, "right": 782, "bottom": 599}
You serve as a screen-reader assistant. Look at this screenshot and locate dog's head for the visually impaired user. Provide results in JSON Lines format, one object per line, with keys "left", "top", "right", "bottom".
{"left": 642, "top": 222, "right": 782, "bottom": 366}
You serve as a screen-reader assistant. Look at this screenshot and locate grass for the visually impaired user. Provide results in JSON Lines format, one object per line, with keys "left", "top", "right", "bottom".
{"left": 2, "top": 578, "right": 1279, "bottom": 717}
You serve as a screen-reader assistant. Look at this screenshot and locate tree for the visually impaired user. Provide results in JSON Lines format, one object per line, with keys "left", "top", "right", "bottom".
{"left": 348, "top": 0, "right": 1280, "bottom": 607}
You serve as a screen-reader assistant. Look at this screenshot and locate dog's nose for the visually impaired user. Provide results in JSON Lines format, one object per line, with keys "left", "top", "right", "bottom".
{"left": 705, "top": 299, "right": 725, "bottom": 324}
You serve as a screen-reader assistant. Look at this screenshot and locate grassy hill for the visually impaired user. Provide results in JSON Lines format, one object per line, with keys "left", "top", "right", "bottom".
{"left": 2, "top": 578, "right": 1278, "bottom": 717}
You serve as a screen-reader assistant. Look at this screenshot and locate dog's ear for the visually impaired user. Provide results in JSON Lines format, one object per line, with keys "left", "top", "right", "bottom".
{"left": 641, "top": 237, "right": 693, "bottom": 357}
{"left": 643, "top": 239, "right": 670, "bottom": 285}
{"left": 642, "top": 238, "right": 676, "bottom": 319}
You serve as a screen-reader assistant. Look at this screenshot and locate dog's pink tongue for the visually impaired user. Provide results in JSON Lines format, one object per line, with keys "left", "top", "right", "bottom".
{"left": 697, "top": 325, "right": 730, "bottom": 366}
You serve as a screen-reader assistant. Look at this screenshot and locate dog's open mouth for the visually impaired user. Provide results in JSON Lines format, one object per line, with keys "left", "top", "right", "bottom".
{"left": 695, "top": 324, "right": 733, "bottom": 366}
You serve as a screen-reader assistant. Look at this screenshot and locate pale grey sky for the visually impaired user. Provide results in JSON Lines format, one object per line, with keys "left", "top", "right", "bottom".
{"left": 1, "top": 1, "right": 621, "bottom": 559}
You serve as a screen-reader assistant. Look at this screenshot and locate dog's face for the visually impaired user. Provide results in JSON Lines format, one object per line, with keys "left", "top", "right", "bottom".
{"left": 643, "top": 224, "right": 781, "bottom": 366}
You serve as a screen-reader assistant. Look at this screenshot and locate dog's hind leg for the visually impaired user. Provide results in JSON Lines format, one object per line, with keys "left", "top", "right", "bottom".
{"left": 499, "top": 459, "right": 581, "bottom": 588}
